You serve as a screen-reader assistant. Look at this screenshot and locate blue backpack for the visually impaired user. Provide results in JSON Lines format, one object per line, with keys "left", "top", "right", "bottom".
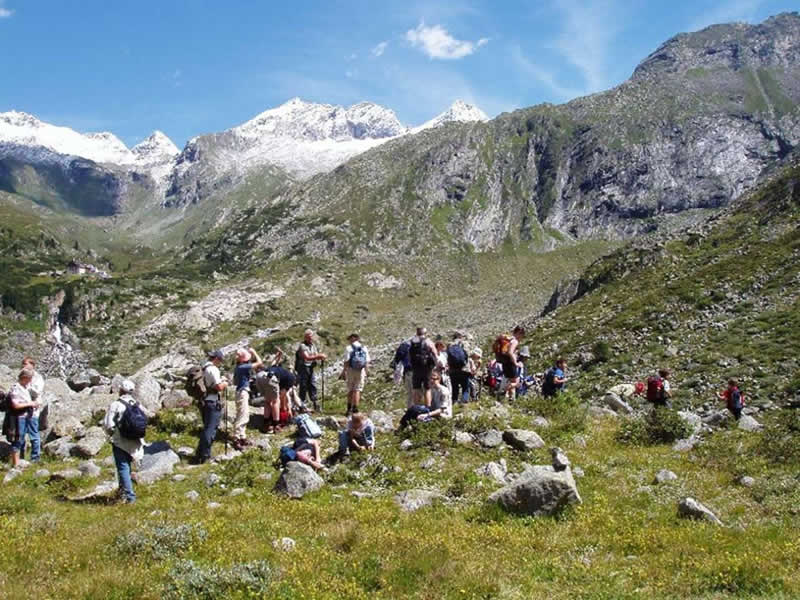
{"left": 117, "top": 399, "right": 148, "bottom": 440}
{"left": 446, "top": 344, "right": 467, "bottom": 369}
{"left": 295, "top": 413, "right": 322, "bottom": 439}
{"left": 349, "top": 345, "right": 368, "bottom": 370}
{"left": 279, "top": 445, "right": 298, "bottom": 466}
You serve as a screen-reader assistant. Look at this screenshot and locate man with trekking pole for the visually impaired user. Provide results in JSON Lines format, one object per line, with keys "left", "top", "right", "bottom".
{"left": 296, "top": 329, "right": 327, "bottom": 412}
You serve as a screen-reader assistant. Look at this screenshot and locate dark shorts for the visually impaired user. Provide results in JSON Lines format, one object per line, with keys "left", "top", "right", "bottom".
{"left": 293, "top": 439, "right": 314, "bottom": 453}
{"left": 500, "top": 357, "right": 517, "bottom": 379}
{"left": 412, "top": 368, "right": 433, "bottom": 391}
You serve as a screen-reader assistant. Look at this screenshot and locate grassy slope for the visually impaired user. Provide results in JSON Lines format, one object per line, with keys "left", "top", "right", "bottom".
{"left": 2, "top": 165, "right": 800, "bottom": 599}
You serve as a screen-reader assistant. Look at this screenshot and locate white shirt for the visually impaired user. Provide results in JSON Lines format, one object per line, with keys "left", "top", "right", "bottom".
{"left": 431, "top": 384, "right": 452, "bottom": 419}
{"left": 103, "top": 394, "right": 145, "bottom": 461}
{"left": 203, "top": 362, "right": 223, "bottom": 399}
{"left": 344, "top": 342, "right": 370, "bottom": 371}
{"left": 9, "top": 382, "right": 31, "bottom": 412}
{"left": 26, "top": 371, "right": 45, "bottom": 417}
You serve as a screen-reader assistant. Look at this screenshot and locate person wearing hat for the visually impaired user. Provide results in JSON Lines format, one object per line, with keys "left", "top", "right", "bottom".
{"left": 103, "top": 379, "right": 144, "bottom": 503}
{"left": 340, "top": 333, "right": 370, "bottom": 416}
{"left": 516, "top": 346, "right": 536, "bottom": 396}
{"left": 296, "top": 329, "right": 327, "bottom": 411}
{"left": 195, "top": 349, "right": 228, "bottom": 463}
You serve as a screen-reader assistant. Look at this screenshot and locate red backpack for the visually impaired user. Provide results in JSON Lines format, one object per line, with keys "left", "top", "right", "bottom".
{"left": 646, "top": 376, "right": 664, "bottom": 403}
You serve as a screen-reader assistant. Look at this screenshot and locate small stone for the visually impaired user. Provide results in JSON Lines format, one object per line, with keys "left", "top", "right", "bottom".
{"left": 34, "top": 469, "right": 51, "bottom": 479}
{"left": 206, "top": 473, "right": 221, "bottom": 487}
{"left": 737, "top": 475, "right": 755, "bottom": 487}
{"left": 476, "top": 429, "right": 503, "bottom": 448}
{"left": 394, "top": 489, "right": 446, "bottom": 512}
{"left": 3, "top": 468, "right": 22, "bottom": 484}
{"left": 255, "top": 472, "right": 273, "bottom": 482}
{"left": 351, "top": 490, "right": 374, "bottom": 499}
{"left": 206, "top": 502, "right": 222, "bottom": 510}
{"left": 453, "top": 431, "right": 473, "bottom": 445}
{"left": 677, "top": 497, "right": 722, "bottom": 525}
{"left": 172, "top": 474, "right": 187, "bottom": 482}
{"left": 572, "top": 466, "right": 585, "bottom": 478}
{"left": 474, "top": 460, "right": 508, "bottom": 484}
{"left": 176, "top": 446, "right": 195, "bottom": 458}
{"left": 572, "top": 435, "right": 587, "bottom": 448}
{"left": 50, "top": 469, "right": 83, "bottom": 481}
{"left": 230, "top": 488, "right": 245, "bottom": 496}
{"left": 185, "top": 490, "right": 200, "bottom": 501}
{"left": 672, "top": 437, "right": 697, "bottom": 452}
{"left": 399, "top": 439, "right": 413, "bottom": 451}
{"left": 78, "top": 461, "right": 101, "bottom": 478}
{"left": 654, "top": 469, "right": 678, "bottom": 484}
{"left": 272, "top": 537, "right": 296, "bottom": 551}
{"left": 551, "top": 447, "right": 570, "bottom": 471}
{"left": 531, "top": 416, "right": 550, "bottom": 429}
{"left": 317, "top": 415, "right": 341, "bottom": 431}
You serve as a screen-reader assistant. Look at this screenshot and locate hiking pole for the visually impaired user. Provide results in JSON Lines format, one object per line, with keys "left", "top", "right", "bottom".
{"left": 224, "top": 386, "right": 229, "bottom": 455}
{"left": 321, "top": 359, "right": 325, "bottom": 413}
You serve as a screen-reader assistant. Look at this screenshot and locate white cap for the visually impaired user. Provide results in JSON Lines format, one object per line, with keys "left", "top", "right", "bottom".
{"left": 120, "top": 379, "right": 135, "bottom": 393}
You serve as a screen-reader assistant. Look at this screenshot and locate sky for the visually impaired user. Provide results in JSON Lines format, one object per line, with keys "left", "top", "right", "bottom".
{"left": 0, "top": 0, "right": 797, "bottom": 148}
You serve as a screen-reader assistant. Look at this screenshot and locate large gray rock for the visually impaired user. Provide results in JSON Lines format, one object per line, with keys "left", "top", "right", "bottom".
{"left": 161, "top": 389, "right": 192, "bottom": 410}
{"left": 44, "top": 378, "right": 72, "bottom": 400}
{"left": 67, "top": 372, "right": 92, "bottom": 392}
{"left": 78, "top": 460, "right": 102, "bottom": 478}
{"left": 316, "top": 415, "right": 341, "bottom": 431}
{"left": 476, "top": 429, "right": 504, "bottom": 448}
{"left": 702, "top": 410, "right": 730, "bottom": 427}
{"left": 394, "top": 489, "right": 446, "bottom": 512}
{"left": 71, "top": 427, "right": 107, "bottom": 458}
{"left": 136, "top": 441, "right": 180, "bottom": 484}
{"left": 677, "top": 497, "right": 723, "bottom": 525}
{"left": 131, "top": 373, "right": 162, "bottom": 415}
{"left": 738, "top": 415, "right": 762, "bottom": 432}
{"left": 368, "top": 410, "right": 394, "bottom": 433}
{"left": 44, "top": 436, "right": 76, "bottom": 459}
{"left": 603, "top": 392, "right": 634, "bottom": 414}
{"left": 503, "top": 429, "right": 545, "bottom": 451}
{"left": 274, "top": 462, "right": 324, "bottom": 498}
{"left": 488, "top": 465, "right": 581, "bottom": 516}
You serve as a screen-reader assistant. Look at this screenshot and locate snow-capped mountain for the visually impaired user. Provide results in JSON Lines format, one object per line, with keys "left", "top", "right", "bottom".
{"left": 0, "top": 111, "right": 179, "bottom": 174}
{"left": 413, "top": 100, "right": 489, "bottom": 133}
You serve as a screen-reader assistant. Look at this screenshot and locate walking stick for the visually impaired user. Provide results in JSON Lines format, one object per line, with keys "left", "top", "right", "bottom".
{"left": 224, "top": 386, "right": 229, "bottom": 455}
{"left": 320, "top": 359, "right": 325, "bottom": 413}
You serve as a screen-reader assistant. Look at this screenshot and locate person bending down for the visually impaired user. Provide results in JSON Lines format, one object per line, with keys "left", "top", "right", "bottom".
{"left": 338, "top": 412, "right": 375, "bottom": 456}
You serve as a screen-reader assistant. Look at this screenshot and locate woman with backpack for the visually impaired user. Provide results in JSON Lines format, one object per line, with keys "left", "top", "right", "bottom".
{"left": 719, "top": 379, "right": 745, "bottom": 420}
{"left": 340, "top": 333, "right": 370, "bottom": 416}
{"left": 103, "top": 380, "right": 145, "bottom": 504}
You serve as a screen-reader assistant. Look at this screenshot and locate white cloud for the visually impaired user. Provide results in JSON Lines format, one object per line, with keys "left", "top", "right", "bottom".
{"left": 0, "top": 2, "right": 13, "bottom": 18}
{"left": 371, "top": 41, "right": 388, "bottom": 57}
{"left": 687, "top": 0, "right": 764, "bottom": 31}
{"left": 510, "top": 44, "right": 582, "bottom": 101}
{"left": 405, "top": 22, "right": 488, "bottom": 60}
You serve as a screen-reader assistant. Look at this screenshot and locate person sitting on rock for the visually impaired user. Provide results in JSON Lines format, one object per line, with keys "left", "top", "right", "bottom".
{"left": 20, "top": 357, "right": 44, "bottom": 462}
{"left": 337, "top": 412, "right": 375, "bottom": 457}
{"left": 102, "top": 379, "right": 144, "bottom": 504}
{"left": 420, "top": 370, "right": 452, "bottom": 421}
{"left": 3, "top": 368, "right": 40, "bottom": 468}
{"left": 719, "top": 378, "right": 745, "bottom": 420}
{"left": 232, "top": 347, "right": 263, "bottom": 450}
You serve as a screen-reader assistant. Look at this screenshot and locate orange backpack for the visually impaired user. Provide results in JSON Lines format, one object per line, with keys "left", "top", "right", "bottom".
{"left": 492, "top": 334, "right": 512, "bottom": 359}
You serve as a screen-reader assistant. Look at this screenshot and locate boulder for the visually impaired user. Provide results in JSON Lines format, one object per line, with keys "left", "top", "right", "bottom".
{"left": 653, "top": 469, "right": 678, "bottom": 484}
{"left": 44, "top": 378, "right": 73, "bottom": 400}
{"left": 44, "top": 437, "right": 76, "bottom": 459}
{"left": 368, "top": 410, "right": 394, "bottom": 433}
{"left": 71, "top": 427, "right": 107, "bottom": 458}
{"left": 453, "top": 431, "right": 474, "bottom": 445}
{"left": 503, "top": 429, "right": 545, "bottom": 452}
{"left": 87, "top": 369, "right": 103, "bottom": 387}
{"left": 274, "top": 462, "right": 324, "bottom": 499}
{"left": 476, "top": 429, "right": 504, "bottom": 448}
{"left": 678, "top": 411, "right": 702, "bottom": 434}
{"left": 738, "top": 415, "right": 762, "bottom": 432}
{"left": 136, "top": 441, "right": 180, "bottom": 484}
{"left": 48, "top": 409, "right": 85, "bottom": 439}
{"left": 110, "top": 374, "right": 126, "bottom": 394}
{"left": 702, "top": 410, "right": 730, "bottom": 427}
{"left": 161, "top": 389, "right": 192, "bottom": 410}
{"left": 67, "top": 372, "right": 92, "bottom": 392}
{"left": 603, "top": 392, "right": 634, "bottom": 414}
{"left": 488, "top": 465, "right": 581, "bottom": 516}
{"left": 131, "top": 373, "right": 162, "bottom": 415}
{"left": 394, "top": 489, "right": 446, "bottom": 512}
{"left": 677, "top": 497, "right": 722, "bottom": 525}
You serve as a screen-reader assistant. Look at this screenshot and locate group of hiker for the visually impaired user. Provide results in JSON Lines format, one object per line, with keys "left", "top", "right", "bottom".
{"left": 1, "top": 325, "right": 749, "bottom": 505}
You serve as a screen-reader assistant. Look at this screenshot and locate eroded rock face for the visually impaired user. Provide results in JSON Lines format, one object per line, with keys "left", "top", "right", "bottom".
{"left": 488, "top": 465, "right": 581, "bottom": 516}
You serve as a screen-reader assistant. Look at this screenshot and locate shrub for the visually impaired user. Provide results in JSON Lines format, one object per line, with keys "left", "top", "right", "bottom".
{"left": 398, "top": 417, "right": 455, "bottom": 449}
{"left": 163, "top": 559, "right": 277, "bottom": 600}
{"left": 517, "top": 390, "right": 588, "bottom": 439}
{"left": 151, "top": 409, "right": 201, "bottom": 435}
{"left": 616, "top": 407, "right": 694, "bottom": 445}
{"left": 221, "top": 449, "right": 278, "bottom": 487}
{"left": 758, "top": 410, "right": 800, "bottom": 464}
{"left": 113, "top": 523, "right": 207, "bottom": 560}
{"left": 591, "top": 340, "right": 611, "bottom": 363}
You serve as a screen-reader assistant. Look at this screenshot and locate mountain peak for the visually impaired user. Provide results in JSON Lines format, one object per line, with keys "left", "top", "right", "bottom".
{"left": 413, "top": 100, "right": 488, "bottom": 133}
{"left": 132, "top": 131, "right": 180, "bottom": 165}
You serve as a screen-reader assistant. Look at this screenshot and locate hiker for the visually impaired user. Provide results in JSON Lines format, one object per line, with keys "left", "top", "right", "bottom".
{"left": 338, "top": 412, "right": 376, "bottom": 456}
{"left": 282, "top": 437, "right": 324, "bottom": 470}
{"left": 259, "top": 363, "right": 296, "bottom": 432}
{"left": 434, "top": 336, "right": 451, "bottom": 391}
{"left": 484, "top": 357, "right": 504, "bottom": 396}
{"left": 516, "top": 347, "right": 536, "bottom": 396}
{"left": 541, "top": 358, "right": 568, "bottom": 398}
{"left": 646, "top": 368, "right": 672, "bottom": 407}
{"left": 340, "top": 333, "right": 370, "bottom": 416}
{"left": 2, "top": 368, "right": 40, "bottom": 468}
{"left": 606, "top": 381, "right": 646, "bottom": 401}
{"left": 391, "top": 338, "right": 414, "bottom": 407}
{"left": 468, "top": 348, "right": 482, "bottom": 401}
{"left": 719, "top": 379, "right": 744, "bottom": 420}
{"left": 493, "top": 326, "right": 525, "bottom": 400}
{"left": 232, "top": 347, "right": 264, "bottom": 450}
{"left": 195, "top": 349, "right": 228, "bottom": 463}
{"left": 20, "top": 357, "right": 44, "bottom": 462}
{"left": 409, "top": 327, "right": 438, "bottom": 407}
{"left": 296, "top": 329, "right": 327, "bottom": 411}
{"left": 427, "top": 370, "right": 452, "bottom": 419}
{"left": 102, "top": 379, "right": 145, "bottom": 504}
{"left": 447, "top": 333, "right": 471, "bottom": 405}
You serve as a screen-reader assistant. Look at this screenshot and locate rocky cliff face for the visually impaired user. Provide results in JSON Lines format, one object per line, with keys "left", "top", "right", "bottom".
{"left": 213, "top": 13, "right": 799, "bottom": 263}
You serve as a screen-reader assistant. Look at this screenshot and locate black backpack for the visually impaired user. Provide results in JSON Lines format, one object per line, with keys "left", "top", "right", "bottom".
{"left": 447, "top": 344, "right": 468, "bottom": 370}
{"left": 541, "top": 368, "right": 557, "bottom": 397}
{"left": 409, "top": 338, "right": 434, "bottom": 370}
{"left": 117, "top": 399, "right": 148, "bottom": 440}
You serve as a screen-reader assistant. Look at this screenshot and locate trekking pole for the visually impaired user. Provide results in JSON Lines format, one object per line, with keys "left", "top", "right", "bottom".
{"left": 224, "top": 386, "right": 229, "bottom": 455}
{"left": 321, "top": 359, "right": 325, "bottom": 413}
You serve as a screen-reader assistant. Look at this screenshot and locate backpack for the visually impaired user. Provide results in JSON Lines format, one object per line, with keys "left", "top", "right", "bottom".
{"left": 541, "top": 367, "right": 557, "bottom": 397}
{"left": 0, "top": 388, "right": 8, "bottom": 412}
{"left": 279, "top": 445, "right": 298, "bottom": 466}
{"left": 492, "top": 334, "right": 512, "bottom": 360}
{"left": 729, "top": 388, "right": 744, "bottom": 410}
{"left": 185, "top": 366, "right": 207, "bottom": 403}
{"left": 393, "top": 340, "right": 411, "bottom": 370}
{"left": 349, "top": 345, "right": 368, "bottom": 370}
{"left": 409, "top": 338, "right": 434, "bottom": 370}
{"left": 294, "top": 413, "right": 322, "bottom": 439}
{"left": 646, "top": 376, "right": 664, "bottom": 404}
{"left": 447, "top": 344, "right": 468, "bottom": 370}
{"left": 117, "top": 399, "right": 148, "bottom": 440}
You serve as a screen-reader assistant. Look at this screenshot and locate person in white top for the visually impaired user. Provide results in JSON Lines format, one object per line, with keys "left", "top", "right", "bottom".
{"left": 427, "top": 370, "right": 452, "bottom": 420}
{"left": 103, "top": 379, "right": 145, "bottom": 503}
{"left": 3, "top": 368, "right": 40, "bottom": 468}
{"left": 340, "top": 333, "right": 370, "bottom": 416}
{"left": 195, "top": 349, "right": 228, "bottom": 463}
{"left": 20, "top": 357, "right": 44, "bottom": 462}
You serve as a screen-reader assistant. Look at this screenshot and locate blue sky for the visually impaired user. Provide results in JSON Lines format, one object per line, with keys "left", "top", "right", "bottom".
{"left": 0, "top": 0, "right": 796, "bottom": 147}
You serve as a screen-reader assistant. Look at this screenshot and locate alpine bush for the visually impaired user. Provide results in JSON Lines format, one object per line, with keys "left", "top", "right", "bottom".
{"left": 163, "top": 559, "right": 277, "bottom": 600}
{"left": 616, "top": 407, "right": 693, "bottom": 445}
{"left": 113, "top": 523, "right": 207, "bottom": 560}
